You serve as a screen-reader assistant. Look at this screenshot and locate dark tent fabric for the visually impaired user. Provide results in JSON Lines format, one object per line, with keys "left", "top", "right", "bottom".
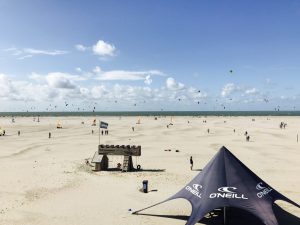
{"left": 133, "top": 146, "right": 300, "bottom": 225}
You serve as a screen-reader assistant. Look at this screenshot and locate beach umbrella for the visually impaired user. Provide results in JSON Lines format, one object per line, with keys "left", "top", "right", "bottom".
{"left": 133, "top": 146, "right": 300, "bottom": 225}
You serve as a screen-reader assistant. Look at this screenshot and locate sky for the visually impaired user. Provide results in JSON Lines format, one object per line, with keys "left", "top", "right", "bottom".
{"left": 1, "top": 0, "right": 300, "bottom": 111}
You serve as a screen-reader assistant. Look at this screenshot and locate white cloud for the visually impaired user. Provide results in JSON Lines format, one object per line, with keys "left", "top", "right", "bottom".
{"left": 46, "top": 73, "right": 77, "bottom": 89}
{"left": 92, "top": 40, "right": 116, "bottom": 56}
{"left": 17, "top": 55, "right": 33, "bottom": 60}
{"left": 144, "top": 75, "right": 152, "bottom": 85}
{"left": 166, "top": 77, "right": 185, "bottom": 91}
{"left": 96, "top": 70, "right": 163, "bottom": 81}
{"left": 221, "top": 83, "right": 240, "bottom": 97}
{"left": 0, "top": 74, "right": 15, "bottom": 99}
{"left": 0, "top": 70, "right": 211, "bottom": 110}
{"left": 0, "top": 73, "right": 56, "bottom": 101}
{"left": 91, "top": 85, "right": 108, "bottom": 99}
{"left": 29, "top": 73, "right": 45, "bottom": 82}
{"left": 3, "top": 47, "right": 68, "bottom": 59}
{"left": 3, "top": 47, "right": 22, "bottom": 55}
{"left": 187, "top": 87, "right": 207, "bottom": 99}
{"left": 75, "top": 44, "right": 88, "bottom": 51}
{"left": 245, "top": 88, "right": 258, "bottom": 95}
{"left": 23, "top": 48, "right": 67, "bottom": 56}
{"left": 93, "top": 66, "right": 102, "bottom": 74}
{"left": 75, "top": 67, "right": 82, "bottom": 73}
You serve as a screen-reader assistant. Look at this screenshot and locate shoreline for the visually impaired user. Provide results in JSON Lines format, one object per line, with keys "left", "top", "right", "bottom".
{"left": 1, "top": 110, "right": 300, "bottom": 117}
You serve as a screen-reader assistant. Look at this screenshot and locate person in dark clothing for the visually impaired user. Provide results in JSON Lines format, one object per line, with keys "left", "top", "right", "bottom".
{"left": 246, "top": 135, "right": 250, "bottom": 142}
{"left": 190, "top": 156, "right": 194, "bottom": 170}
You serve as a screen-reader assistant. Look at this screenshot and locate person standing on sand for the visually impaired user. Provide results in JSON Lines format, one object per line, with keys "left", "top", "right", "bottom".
{"left": 190, "top": 156, "right": 193, "bottom": 170}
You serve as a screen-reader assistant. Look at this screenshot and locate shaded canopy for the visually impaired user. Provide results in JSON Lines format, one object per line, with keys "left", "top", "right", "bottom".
{"left": 134, "top": 146, "right": 300, "bottom": 225}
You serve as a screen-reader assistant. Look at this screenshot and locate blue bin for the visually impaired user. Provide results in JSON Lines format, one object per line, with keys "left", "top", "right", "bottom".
{"left": 143, "top": 180, "right": 148, "bottom": 193}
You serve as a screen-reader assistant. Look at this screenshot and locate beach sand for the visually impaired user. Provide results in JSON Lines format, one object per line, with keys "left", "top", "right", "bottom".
{"left": 0, "top": 116, "right": 299, "bottom": 225}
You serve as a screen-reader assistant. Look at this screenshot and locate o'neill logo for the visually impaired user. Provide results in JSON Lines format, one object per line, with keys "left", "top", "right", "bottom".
{"left": 185, "top": 184, "right": 202, "bottom": 198}
{"left": 209, "top": 187, "right": 248, "bottom": 200}
{"left": 256, "top": 182, "right": 273, "bottom": 198}
{"left": 192, "top": 184, "right": 202, "bottom": 191}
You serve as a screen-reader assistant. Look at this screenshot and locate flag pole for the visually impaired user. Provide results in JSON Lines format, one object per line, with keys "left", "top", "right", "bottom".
{"left": 223, "top": 206, "right": 227, "bottom": 225}
{"left": 99, "top": 120, "right": 100, "bottom": 145}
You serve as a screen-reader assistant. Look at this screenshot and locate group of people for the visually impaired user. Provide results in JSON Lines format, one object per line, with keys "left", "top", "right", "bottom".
{"left": 244, "top": 131, "right": 250, "bottom": 142}
{"left": 279, "top": 122, "right": 287, "bottom": 129}
{"left": 101, "top": 130, "right": 109, "bottom": 135}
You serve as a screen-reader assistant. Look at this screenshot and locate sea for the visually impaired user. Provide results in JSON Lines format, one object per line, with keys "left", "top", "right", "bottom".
{"left": 1, "top": 111, "right": 300, "bottom": 117}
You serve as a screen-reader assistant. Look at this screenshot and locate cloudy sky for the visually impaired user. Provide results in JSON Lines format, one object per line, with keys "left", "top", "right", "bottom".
{"left": 1, "top": 0, "right": 300, "bottom": 112}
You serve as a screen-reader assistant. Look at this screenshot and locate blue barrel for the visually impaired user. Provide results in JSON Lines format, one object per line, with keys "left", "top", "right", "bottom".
{"left": 142, "top": 180, "right": 148, "bottom": 193}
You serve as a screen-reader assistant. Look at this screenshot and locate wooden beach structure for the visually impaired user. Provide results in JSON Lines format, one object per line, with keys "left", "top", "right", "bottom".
{"left": 91, "top": 144, "right": 141, "bottom": 172}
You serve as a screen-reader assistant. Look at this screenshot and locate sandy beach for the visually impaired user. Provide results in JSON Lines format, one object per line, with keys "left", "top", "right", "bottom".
{"left": 0, "top": 116, "right": 299, "bottom": 225}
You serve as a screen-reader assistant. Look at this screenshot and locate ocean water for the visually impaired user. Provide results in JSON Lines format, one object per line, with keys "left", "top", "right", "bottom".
{"left": 1, "top": 111, "right": 300, "bottom": 117}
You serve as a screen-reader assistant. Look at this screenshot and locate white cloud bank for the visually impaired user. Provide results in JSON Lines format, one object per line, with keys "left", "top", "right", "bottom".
{"left": 0, "top": 72, "right": 209, "bottom": 110}
{"left": 3, "top": 71, "right": 288, "bottom": 111}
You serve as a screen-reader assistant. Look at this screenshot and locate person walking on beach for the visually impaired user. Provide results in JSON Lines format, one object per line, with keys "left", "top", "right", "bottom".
{"left": 246, "top": 135, "right": 250, "bottom": 142}
{"left": 190, "top": 156, "right": 194, "bottom": 170}
{"left": 18, "top": 130, "right": 20, "bottom": 136}
{"left": 49, "top": 132, "right": 51, "bottom": 139}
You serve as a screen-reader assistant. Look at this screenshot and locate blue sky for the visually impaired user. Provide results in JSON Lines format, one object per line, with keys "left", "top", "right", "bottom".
{"left": 1, "top": 0, "right": 300, "bottom": 111}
